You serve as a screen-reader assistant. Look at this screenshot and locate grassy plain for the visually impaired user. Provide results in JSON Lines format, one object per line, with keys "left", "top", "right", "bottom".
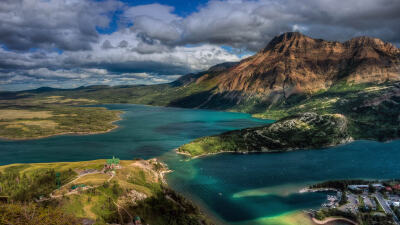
{"left": 0, "top": 95, "right": 121, "bottom": 140}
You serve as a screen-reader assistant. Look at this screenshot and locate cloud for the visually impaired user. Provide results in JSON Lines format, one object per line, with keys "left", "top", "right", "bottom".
{"left": 0, "top": 27, "right": 241, "bottom": 73}
{"left": 126, "top": 0, "right": 400, "bottom": 50}
{"left": 122, "top": 3, "right": 180, "bottom": 23}
{"left": 1, "top": 0, "right": 400, "bottom": 90}
{"left": 0, "top": 67, "right": 182, "bottom": 91}
{"left": 0, "top": 0, "right": 121, "bottom": 51}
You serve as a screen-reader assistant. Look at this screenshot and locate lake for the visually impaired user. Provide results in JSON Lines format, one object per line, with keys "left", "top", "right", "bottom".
{"left": 1, "top": 104, "right": 399, "bottom": 225}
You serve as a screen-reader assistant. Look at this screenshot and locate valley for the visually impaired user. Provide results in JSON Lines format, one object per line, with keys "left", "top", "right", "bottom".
{"left": 0, "top": 32, "right": 399, "bottom": 225}
{"left": 2, "top": 32, "right": 397, "bottom": 155}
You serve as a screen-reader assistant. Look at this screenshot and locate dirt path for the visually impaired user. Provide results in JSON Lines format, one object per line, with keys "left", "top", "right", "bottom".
{"left": 50, "top": 171, "right": 113, "bottom": 199}
{"left": 60, "top": 171, "right": 102, "bottom": 189}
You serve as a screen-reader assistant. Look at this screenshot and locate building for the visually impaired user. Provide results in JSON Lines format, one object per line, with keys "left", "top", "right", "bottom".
{"left": 348, "top": 185, "right": 369, "bottom": 191}
{"left": 134, "top": 216, "right": 142, "bottom": 225}
{"left": 372, "top": 183, "right": 384, "bottom": 190}
{"left": 348, "top": 184, "right": 384, "bottom": 191}
{"left": 392, "top": 201, "right": 400, "bottom": 207}
{"left": 105, "top": 156, "right": 121, "bottom": 170}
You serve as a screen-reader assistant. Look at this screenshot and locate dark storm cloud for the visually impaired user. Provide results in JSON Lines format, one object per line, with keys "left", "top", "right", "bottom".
{"left": 0, "top": 0, "right": 121, "bottom": 51}
{"left": 89, "top": 60, "right": 194, "bottom": 75}
{"left": 126, "top": 0, "right": 400, "bottom": 51}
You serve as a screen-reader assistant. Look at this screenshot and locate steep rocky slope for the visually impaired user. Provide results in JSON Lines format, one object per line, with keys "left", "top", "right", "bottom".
{"left": 178, "top": 112, "right": 352, "bottom": 157}
{"left": 217, "top": 33, "right": 399, "bottom": 94}
{"left": 173, "top": 32, "right": 399, "bottom": 108}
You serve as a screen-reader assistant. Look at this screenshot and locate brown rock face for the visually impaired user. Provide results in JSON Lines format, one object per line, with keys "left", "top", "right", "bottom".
{"left": 210, "top": 32, "right": 400, "bottom": 99}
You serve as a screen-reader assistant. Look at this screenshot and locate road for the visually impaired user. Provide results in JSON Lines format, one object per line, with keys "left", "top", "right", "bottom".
{"left": 375, "top": 193, "right": 400, "bottom": 225}
{"left": 50, "top": 171, "right": 114, "bottom": 199}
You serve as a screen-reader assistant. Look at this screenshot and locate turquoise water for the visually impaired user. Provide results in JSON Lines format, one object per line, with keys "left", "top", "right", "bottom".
{"left": 0, "top": 104, "right": 269, "bottom": 164}
{"left": 1, "top": 104, "right": 400, "bottom": 224}
{"left": 166, "top": 140, "right": 400, "bottom": 224}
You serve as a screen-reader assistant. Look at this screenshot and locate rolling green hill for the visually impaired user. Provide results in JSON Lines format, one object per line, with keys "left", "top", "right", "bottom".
{"left": 0, "top": 159, "right": 212, "bottom": 225}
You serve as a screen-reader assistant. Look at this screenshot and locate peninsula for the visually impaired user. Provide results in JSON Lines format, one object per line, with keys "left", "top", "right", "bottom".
{"left": 0, "top": 158, "right": 212, "bottom": 225}
{"left": 0, "top": 96, "right": 121, "bottom": 140}
{"left": 178, "top": 112, "right": 352, "bottom": 157}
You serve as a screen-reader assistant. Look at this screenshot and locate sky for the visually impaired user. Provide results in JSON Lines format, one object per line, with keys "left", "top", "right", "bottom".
{"left": 0, "top": 0, "right": 399, "bottom": 91}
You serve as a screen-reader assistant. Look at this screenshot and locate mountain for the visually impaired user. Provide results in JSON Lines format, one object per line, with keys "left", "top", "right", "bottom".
{"left": 171, "top": 62, "right": 239, "bottom": 86}
{"left": 172, "top": 32, "right": 399, "bottom": 107}
{"left": 2, "top": 32, "right": 399, "bottom": 141}
{"left": 173, "top": 33, "right": 400, "bottom": 155}
{"left": 9, "top": 32, "right": 398, "bottom": 111}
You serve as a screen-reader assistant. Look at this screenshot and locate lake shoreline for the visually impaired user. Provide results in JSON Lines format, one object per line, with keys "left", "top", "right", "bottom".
{"left": 176, "top": 139, "right": 355, "bottom": 159}
{"left": 0, "top": 112, "right": 123, "bottom": 141}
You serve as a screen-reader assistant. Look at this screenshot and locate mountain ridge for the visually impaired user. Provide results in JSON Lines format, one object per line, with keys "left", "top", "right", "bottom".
{"left": 210, "top": 32, "right": 399, "bottom": 98}
{"left": 1, "top": 32, "right": 399, "bottom": 141}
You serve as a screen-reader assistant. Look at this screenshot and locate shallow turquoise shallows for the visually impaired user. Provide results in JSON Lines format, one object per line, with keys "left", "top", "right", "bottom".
{"left": 1, "top": 104, "right": 400, "bottom": 225}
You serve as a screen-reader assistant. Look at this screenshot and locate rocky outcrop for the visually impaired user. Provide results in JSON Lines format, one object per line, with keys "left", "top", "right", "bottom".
{"left": 239, "top": 112, "right": 352, "bottom": 151}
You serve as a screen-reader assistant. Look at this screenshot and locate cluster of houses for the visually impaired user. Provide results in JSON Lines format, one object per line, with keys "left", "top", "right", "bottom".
{"left": 347, "top": 183, "right": 400, "bottom": 193}
{"left": 347, "top": 183, "right": 400, "bottom": 207}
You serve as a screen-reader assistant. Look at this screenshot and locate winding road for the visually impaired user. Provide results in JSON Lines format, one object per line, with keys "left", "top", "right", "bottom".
{"left": 374, "top": 193, "right": 400, "bottom": 225}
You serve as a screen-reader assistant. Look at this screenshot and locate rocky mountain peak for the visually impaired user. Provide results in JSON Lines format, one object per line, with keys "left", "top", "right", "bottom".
{"left": 263, "top": 32, "right": 318, "bottom": 52}
{"left": 345, "top": 36, "right": 399, "bottom": 55}
{"left": 211, "top": 32, "right": 399, "bottom": 98}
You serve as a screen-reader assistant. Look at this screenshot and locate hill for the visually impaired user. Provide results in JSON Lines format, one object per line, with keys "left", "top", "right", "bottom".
{"left": 0, "top": 159, "right": 212, "bottom": 225}
{"left": 178, "top": 112, "right": 352, "bottom": 157}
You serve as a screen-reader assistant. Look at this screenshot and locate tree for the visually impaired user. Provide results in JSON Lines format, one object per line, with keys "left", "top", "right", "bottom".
{"left": 340, "top": 191, "right": 348, "bottom": 206}
{"left": 369, "top": 184, "right": 376, "bottom": 193}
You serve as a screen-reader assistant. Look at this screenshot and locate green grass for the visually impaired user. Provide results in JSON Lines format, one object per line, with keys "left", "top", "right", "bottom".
{"left": 374, "top": 197, "right": 384, "bottom": 213}
{"left": 0, "top": 159, "right": 213, "bottom": 225}
{"left": 0, "top": 163, "right": 77, "bottom": 201}
{"left": 127, "top": 188, "right": 211, "bottom": 225}
{"left": 179, "top": 135, "right": 243, "bottom": 157}
{"left": 0, "top": 101, "right": 121, "bottom": 140}
{"left": 251, "top": 82, "right": 400, "bottom": 140}
{"left": 179, "top": 113, "right": 351, "bottom": 157}
{"left": 0, "top": 202, "right": 81, "bottom": 225}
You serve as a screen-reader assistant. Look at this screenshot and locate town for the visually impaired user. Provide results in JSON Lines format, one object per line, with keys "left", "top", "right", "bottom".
{"left": 307, "top": 180, "right": 400, "bottom": 225}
